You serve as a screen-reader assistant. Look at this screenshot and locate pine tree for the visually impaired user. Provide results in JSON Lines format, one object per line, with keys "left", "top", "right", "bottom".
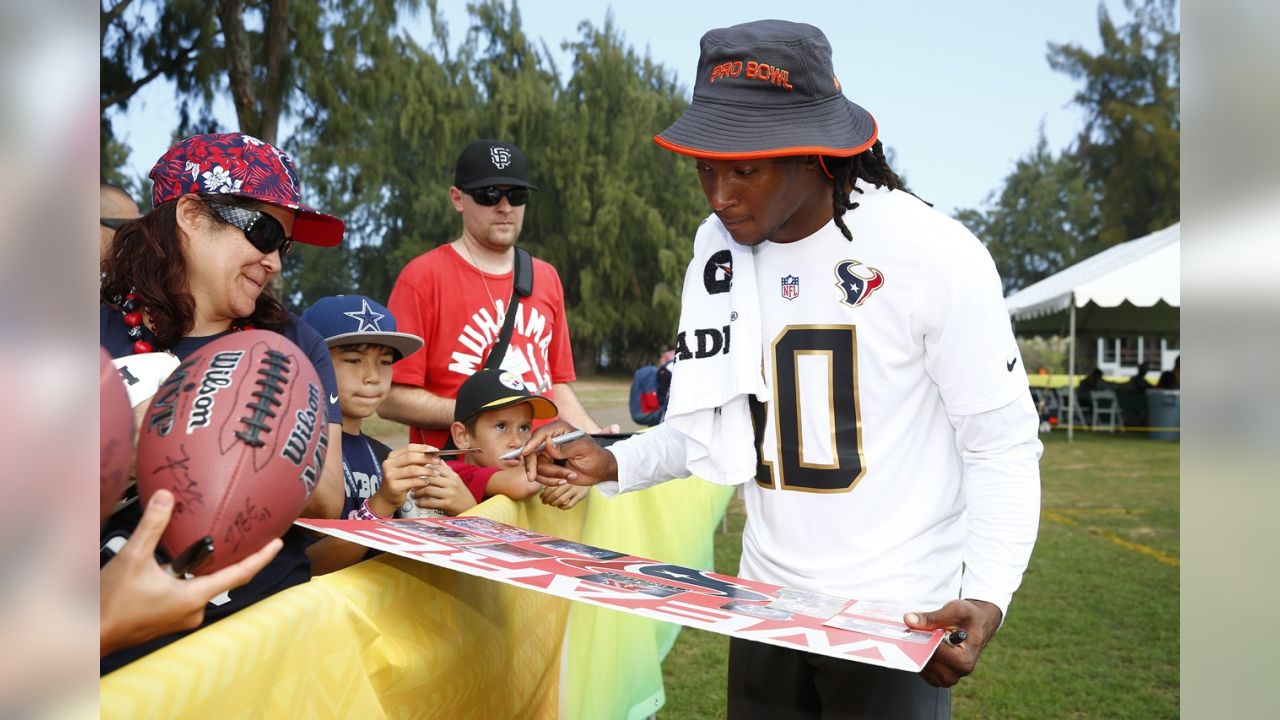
{"left": 1048, "top": 0, "right": 1180, "bottom": 246}
{"left": 956, "top": 131, "right": 1100, "bottom": 293}
{"left": 957, "top": 0, "right": 1179, "bottom": 292}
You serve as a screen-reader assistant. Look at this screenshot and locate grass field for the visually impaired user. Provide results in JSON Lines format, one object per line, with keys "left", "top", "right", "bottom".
{"left": 365, "top": 376, "right": 1180, "bottom": 718}
{"left": 660, "top": 432, "right": 1180, "bottom": 719}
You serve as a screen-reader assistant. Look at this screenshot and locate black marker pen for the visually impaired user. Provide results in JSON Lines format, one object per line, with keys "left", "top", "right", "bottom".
{"left": 170, "top": 535, "right": 215, "bottom": 577}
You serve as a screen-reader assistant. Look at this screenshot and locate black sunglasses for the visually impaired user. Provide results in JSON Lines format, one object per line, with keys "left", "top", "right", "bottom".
{"left": 465, "top": 186, "right": 530, "bottom": 207}
{"left": 206, "top": 201, "right": 294, "bottom": 258}
{"left": 101, "top": 218, "right": 132, "bottom": 230}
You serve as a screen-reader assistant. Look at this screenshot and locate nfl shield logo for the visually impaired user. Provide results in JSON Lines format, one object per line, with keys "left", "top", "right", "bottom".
{"left": 781, "top": 275, "right": 799, "bottom": 300}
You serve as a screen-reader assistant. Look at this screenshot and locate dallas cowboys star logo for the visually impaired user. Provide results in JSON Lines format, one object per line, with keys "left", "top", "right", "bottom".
{"left": 343, "top": 299, "right": 385, "bottom": 331}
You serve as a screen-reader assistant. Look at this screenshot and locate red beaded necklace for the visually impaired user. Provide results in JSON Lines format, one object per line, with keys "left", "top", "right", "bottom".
{"left": 115, "top": 290, "right": 253, "bottom": 354}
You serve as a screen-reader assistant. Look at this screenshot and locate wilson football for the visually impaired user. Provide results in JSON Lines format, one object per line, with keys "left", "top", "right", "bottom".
{"left": 134, "top": 330, "right": 328, "bottom": 574}
{"left": 100, "top": 347, "right": 134, "bottom": 522}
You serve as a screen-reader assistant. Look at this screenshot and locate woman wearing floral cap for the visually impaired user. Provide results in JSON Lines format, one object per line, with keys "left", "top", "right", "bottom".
{"left": 98, "top": 132, "right": 345, "bottom": 673}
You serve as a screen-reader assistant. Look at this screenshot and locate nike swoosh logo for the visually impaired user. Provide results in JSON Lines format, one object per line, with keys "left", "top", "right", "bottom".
{"left": 1006, "top": 358, "right": 1017, "bottom": 372}
{"left": 329, "top": 393, "right": 339, "bottom": 404}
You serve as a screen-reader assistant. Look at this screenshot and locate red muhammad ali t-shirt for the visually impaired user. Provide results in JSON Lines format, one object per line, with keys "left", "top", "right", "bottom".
{"left": 388, "top": 244, "right": 576, "bottom": 448}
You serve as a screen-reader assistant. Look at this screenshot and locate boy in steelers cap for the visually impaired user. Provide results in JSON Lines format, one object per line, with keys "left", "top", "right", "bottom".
{"left": 449, "top": 369, "right": 588, "bottom": 510}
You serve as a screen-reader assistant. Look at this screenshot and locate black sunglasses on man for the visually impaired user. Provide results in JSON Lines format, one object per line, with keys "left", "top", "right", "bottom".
{"left": 465, "top": 186, "right": 530, "bottom": 207}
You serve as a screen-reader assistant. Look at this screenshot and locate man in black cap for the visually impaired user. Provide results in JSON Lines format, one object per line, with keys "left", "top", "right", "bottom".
{"left": 382, "top": 139, "right": 615, "bottom": 453}
{"left": 520, "top": 20, "right": 1042, "bottom": 718}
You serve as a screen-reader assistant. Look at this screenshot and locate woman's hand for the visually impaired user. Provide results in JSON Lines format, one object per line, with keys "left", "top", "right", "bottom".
{"left": 100, "top": 490, "right": 282, "bottom": 656}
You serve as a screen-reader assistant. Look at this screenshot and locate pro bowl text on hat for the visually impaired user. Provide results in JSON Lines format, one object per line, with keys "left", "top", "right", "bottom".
{"left": 149, "top": 132, "right": 345, "bottom": 247}
{"left": 453, "top": 139, "right": 539, "bottom": 191}
{"left": 453, "top": 369, "right": 558, "bottom": 423}
{"left": 655, "top": 19, "right": 877, "bottom": 159}
{"left": 301, "top": 295, "right": 424, "bottom": 361}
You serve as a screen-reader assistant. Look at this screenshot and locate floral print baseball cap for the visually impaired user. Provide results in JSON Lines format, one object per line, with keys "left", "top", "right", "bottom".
{"left": 149, "top": 132, "right": 344, "bottom": 247}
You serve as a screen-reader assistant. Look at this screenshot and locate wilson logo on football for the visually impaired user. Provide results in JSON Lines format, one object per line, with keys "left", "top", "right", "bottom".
{"left": 186, "top": 350, "right": 244, "bottom": 434}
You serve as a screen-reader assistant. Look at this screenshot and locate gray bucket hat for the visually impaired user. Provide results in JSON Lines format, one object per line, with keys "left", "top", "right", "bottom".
{"left": 655, "top": 20, "right": 878, "bottom": 159}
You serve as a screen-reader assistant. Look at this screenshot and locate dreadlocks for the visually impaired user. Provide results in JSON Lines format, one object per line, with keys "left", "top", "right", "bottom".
{"left": 825, "top": 140, "right": 910, "bottom": 241}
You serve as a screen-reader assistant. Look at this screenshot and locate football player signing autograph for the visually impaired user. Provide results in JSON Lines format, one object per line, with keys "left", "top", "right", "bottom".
{"left": 518, "top": 20, "right": 1041, "bottom": 719}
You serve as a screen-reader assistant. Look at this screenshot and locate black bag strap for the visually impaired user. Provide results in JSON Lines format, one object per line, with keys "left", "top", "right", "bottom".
{"left": 484, "top": 247, "right": 533, "bottom": 370}
{"left": 513, "top": 246, "right": 534, "bottom": 298}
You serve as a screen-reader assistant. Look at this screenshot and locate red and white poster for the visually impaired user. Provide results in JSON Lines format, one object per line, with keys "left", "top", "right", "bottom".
{"left": 297, "top": 516, "right": 944, "bottom": 672}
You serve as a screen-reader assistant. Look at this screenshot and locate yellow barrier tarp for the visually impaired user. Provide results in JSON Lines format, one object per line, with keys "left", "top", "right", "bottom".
{"left": 566, "top": 477, "right": 734, "bottom": 720}
{"left": 101, "top": 496, "right": 582, "bottom": 720}
{"left": 1027, "top": 373, "right": 1130, "bottom": 389}
{"left": 100, "top": 477, "right": 733, "bottom": 719}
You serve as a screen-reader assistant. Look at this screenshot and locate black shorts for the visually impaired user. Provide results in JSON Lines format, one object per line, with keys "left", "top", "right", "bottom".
{"left": 727, "top": 637, "right": 950, "bottom": 719}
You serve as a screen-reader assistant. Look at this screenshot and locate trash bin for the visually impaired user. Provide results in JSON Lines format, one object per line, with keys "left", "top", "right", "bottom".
{"left": 1147, "top": 389, "right": 1180, "bottom": 441}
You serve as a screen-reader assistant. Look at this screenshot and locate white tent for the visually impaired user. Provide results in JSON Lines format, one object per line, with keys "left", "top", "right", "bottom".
{"left": 1006, "top": 223, "right": 1179, "bottom": 334}
{"left": 1005, "top": 223, "right": 1180, "bottom": 439}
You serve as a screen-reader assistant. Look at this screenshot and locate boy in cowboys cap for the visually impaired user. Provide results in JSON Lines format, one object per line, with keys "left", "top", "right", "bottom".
{"left": 301, "top": 295, "right": 479, "bottom": 574}
{"left": 519, "top": 20, "right": 1042, "bottom": 718}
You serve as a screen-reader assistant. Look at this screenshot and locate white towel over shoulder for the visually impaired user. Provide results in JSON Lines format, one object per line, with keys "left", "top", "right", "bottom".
{"left": 665, "top": 216, "right": 767, "bottom": 485}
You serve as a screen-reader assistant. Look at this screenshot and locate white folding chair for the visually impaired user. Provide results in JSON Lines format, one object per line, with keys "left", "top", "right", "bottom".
{"left": 1056, "top": 387, "right": 1087, "bottom": 427}
{"left": 1037, "top": 389, "right": 1059, "bottom": 418}
{"left": 1090, "top": 390, "right": 1121, "bottom": 432}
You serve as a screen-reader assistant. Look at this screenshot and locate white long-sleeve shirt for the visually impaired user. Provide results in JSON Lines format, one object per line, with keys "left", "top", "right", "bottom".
{"left": 601, "top": 188, "right": 1042, "bottom": 617}
{"left": 605, "top": 396, "right": 1041, "bottom": 617}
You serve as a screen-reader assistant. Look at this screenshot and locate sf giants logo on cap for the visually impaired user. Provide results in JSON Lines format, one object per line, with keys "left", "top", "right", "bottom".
{"left": 708, "top": 60, "right": 794, "bottom": 90}
{"left": 490, "top": 146, "right": 512, "bottom": 169}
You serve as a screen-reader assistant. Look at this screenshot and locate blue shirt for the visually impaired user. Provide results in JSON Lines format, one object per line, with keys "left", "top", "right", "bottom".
{"left": 340, "top": 432, "right": 393, "bottom": 519}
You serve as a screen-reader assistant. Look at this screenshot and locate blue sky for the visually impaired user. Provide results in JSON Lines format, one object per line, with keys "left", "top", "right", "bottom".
{"left": 113, "top": 0, "right": 1120, "bottom": 216}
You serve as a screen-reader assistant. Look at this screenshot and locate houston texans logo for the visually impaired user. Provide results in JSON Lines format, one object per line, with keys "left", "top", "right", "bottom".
{"left": 834, "top": 260, "right": 885, "bottom": 308}
{"left": 558, "top": 559, "right": 771, "bottom": 601}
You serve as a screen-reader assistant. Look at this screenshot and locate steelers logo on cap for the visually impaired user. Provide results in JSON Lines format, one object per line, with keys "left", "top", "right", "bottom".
{"left": 498, "top": 371, "right": 524, "bottom": 391}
